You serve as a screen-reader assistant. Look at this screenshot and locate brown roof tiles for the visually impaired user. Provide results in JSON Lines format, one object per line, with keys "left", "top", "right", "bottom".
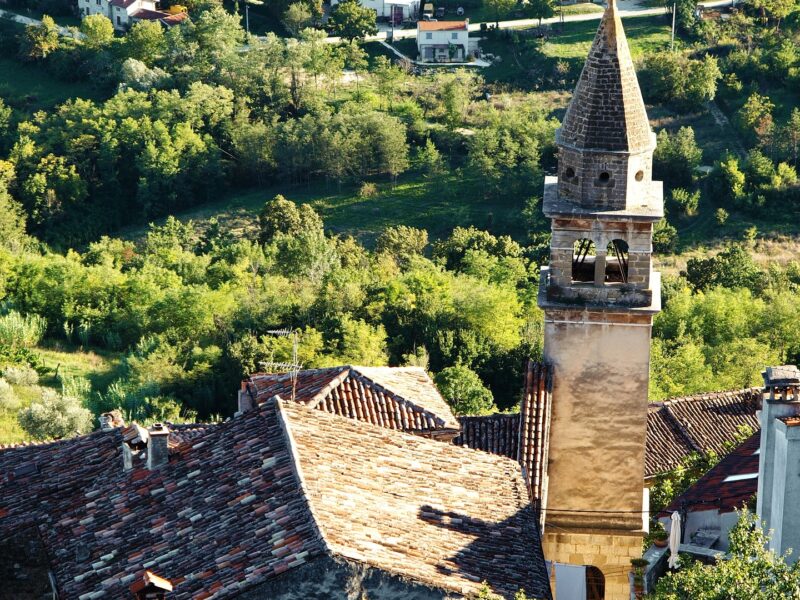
{"left": 660, "top": 433, "right": 760, "bottom": 517}
{"left": 1, "top": 398, "right": 550, "bottom": 599}
{"left": 246, "top": 366, "right": 460, "bottom": 433}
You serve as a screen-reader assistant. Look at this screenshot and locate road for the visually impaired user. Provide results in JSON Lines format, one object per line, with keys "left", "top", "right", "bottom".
{"left": 369, "top": 0, "right": 735, "bottom": 40}
{"left": 0, "top": 0, "right": 734, "bottom": 44}
{"left": 0, "top": 8, "right": 81, "bottom": 37}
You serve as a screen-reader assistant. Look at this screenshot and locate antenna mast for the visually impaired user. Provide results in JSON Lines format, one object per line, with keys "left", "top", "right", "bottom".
{"left": 260, "top": 328, "right": 302, "bottom": 402}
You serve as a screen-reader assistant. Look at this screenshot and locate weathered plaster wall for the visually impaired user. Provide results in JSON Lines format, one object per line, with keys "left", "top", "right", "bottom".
{"left": 543, "top": 311, "right": 651, "bottom": 533}
{"left": 238, "top": 556, "right": 462, "bottom": 600}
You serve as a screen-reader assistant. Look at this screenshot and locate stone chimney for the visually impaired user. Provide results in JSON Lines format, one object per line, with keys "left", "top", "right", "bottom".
{"left": 757, "top": 365, "right": 800, "bottom": 560}
{"left": 146, "top": 423, "right": 170, "bottom": 470}
{"left": 237, "top": 381, "right": 255, "bottom": 414}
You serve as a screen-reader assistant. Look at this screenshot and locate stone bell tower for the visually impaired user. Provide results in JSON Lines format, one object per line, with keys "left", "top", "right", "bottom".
{"left": 537, "top": 0, "right": 662, "bottom": 597}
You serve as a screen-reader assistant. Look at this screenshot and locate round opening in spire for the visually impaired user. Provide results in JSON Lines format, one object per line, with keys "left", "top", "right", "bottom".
{"left": 598, "top": 172, "right": 610, "bottom": 183}
{"left": 635, "top": 170, "right": 644, "bottom": 182}
{"left": 564, "top": 167, "right": 575, "bottom": 179}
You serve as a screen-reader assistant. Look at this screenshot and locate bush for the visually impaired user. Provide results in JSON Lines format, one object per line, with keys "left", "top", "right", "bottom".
{"left": 653, "top": 127, "right": 702, "bottom": 189}
{"left": 2, "top": 365, "right": 39, "bottom": 386}
{"left": 0, "top": 311, "right": 47, "bottom": 349}
{"left": 358, "top": 181, "right": 378, "bottom": 198}
{"left": 17, "top": 389, "right": 93, "bottom": 440}
{"left": 434, "top": 365, "right": 495, "bottom": 415}
{"left": 653, "top": 218, "right": 678, "bottom": 254}
{"left": 716, "top": 207, "right": 729, "bottom": 224}
{"left": 0, "top": 378, "right": 20, "bottom": 412}
{"left": 671, "top": 187, "right": 700, "bottom": 216}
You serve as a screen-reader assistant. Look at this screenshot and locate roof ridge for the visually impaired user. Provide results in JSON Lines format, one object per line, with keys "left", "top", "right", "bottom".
{"left": 272, "top": 398, "right": 334, "bottom": 555}
{"left": 306, "top": 367, "right": 352, "bottom": 409}
{"left": 659, "top": 387, "right": 763, "bottom": 407}
{"left": 349, "top": 367, "right": 450, "bottom": 428}
{"left": 0, "top": 428, "right": 114, "bottom": 451}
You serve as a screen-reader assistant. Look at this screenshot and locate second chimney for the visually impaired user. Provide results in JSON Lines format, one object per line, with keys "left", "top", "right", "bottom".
{"left": 147, "top": 423, "right": 170, "bottom": 470}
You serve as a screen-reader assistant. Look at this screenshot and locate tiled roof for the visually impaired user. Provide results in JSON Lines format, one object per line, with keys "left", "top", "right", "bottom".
{"left": 646, "top": 388, "right": 762, "bottom": 477}
{"left": 0, "top": 410, "right": 324, "bottom": 599}
{"left": 131, "top": 7, "right": 170, "bottom": 19}
{"left": 1, "top": 400, "right": 550, "bottom": 599}
{"left": 454, "top": 362, "right": 553, "bottom": 509}
{"left": 660, "top": 432, "right": 760, "bottom": 517}
{"left": 457, "top": 384, "right": 762, "bottom": 482}
{"left": 279, "top": 400, "right": 552, "bottom": 599}
{"left": 418, "top": 20, "right": 468, "bottom": 31}
{"left": 110, "top": 0, "right": 137, "bottom": 7}
{"left": 245, "top": 366, "right": 460, "bottom": 434}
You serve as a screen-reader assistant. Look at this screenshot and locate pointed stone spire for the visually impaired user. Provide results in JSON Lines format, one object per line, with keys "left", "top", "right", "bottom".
{"left": 557, "top": 0, "right": 653, "bottom": 153}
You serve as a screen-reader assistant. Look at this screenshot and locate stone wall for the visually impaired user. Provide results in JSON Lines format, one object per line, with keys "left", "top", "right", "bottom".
{"left": 542, "top": 530, "right": 642, "bottom": 600}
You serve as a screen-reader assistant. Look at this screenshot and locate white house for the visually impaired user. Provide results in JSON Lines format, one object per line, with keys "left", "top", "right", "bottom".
{"left": 330, "top": 0, "right": 418, "bottom": 22}
{"left": 417, "top": 20, "right": 469, "bottom": 63}
{"left": 78, "top": 0, "right": 186, "bottom": 31}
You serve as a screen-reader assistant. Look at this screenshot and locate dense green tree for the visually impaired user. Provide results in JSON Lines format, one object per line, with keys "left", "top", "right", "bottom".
{"left": 376, "top": 226, "right": 429, "bottom": 267}
{"left": 124, "top": 20, "right": 167, "bottom": 65}
{"left": 434, "top": 364, "right": 495, "bottom": 415}
{"left": 653, "top": 127, "right": 702, "bottom": 189}
{"left": 258, "top": 195, "right": 323, "bottom": 244}
{"left": 683, "top": 245, "right": 764, "bottom": 293}
{"left": 329, "top": 0, "right": 377, "bottom": 41}
{"left": 80, "top": 14, "right": 114, "bottom": 49}
{"left": 20, "top": 15, "right": 60, "bottom": 61}
{"left": 283, "top": 2, "right": 312, "bottom": 36}
{"left": 642, "top": 52, "right": 721, "bottom": 112}
{"left": 523, "top": 0, "right": 554, "bottom": 26}
{"left": 485, "top": 0, "right": 515, "bottom": 27}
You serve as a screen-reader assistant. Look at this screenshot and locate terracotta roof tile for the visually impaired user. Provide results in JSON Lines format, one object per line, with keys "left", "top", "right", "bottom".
{"left": 1, "top": 399, "right": 549, "bottom": 599}
{"left": 660, "top": 433, "right": 760, "bottom": 517}
{"left": 246, "top": 366, "right": 460, "bottom": 433}
{"left": 278, "top": 400, "right": 552, "bottom": 599}
{"left": 646, "top": 388, "right": 762, "bottom": 476}
{"left": 418, "top": 20, "right": 468, "bottom": 31}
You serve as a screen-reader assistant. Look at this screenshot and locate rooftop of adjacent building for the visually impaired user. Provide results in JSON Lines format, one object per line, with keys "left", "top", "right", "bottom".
{"left": 0, "top": 397, "right": 551, "bottom": 599}
{"left": 418, "top": 20, "right": 469, "bottom": 31}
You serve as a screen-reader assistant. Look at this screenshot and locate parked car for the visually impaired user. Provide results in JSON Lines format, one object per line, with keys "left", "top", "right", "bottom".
{"left": 422, "top": 3, "right": 434, "bottom": 18}
{"left": 435, "top": 6, "right": 445, "bottom": 17}
{"left": 456, "top": 6, "right": 464, "bottom": 15}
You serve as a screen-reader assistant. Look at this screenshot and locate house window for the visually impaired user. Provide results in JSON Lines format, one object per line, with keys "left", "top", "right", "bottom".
{"left": 117, "top": 15, "right": 121, "bottom": 23}
{"left": 451, "top": 32, "right": 457, "bottom": 39}
{"left": 425, "top": 32, "right": 432, "bottom": 39}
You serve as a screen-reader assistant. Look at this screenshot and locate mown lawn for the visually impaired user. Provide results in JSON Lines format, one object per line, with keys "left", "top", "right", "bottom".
{"left": 0, "top": 57, "right": 104, "bottom": 111}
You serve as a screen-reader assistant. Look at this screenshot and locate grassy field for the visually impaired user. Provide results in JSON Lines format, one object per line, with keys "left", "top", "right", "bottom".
{"left": 120, "top": 173, "right": 531, "bottom": 247}
{"left": 481, "top": 13, "right": 673, "bottom": 87}
{"left": 0, "top": 57, "right": 104, "bottom": 111}
{"left": 0, "top": 342, "right": 123, "bottom": 444}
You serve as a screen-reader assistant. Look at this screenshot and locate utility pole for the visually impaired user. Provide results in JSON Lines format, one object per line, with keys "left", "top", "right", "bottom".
{"left": 670, "top": 1, "right": 676, "bottom": 50}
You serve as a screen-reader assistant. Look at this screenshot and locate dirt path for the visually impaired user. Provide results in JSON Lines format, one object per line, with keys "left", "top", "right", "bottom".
{"left": 707, "top": 100, "right": 747, "bottom": 160}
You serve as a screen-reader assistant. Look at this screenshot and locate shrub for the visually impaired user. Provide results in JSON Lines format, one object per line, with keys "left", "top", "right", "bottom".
{"left": 0, "top": 378, "right": 20, "bottom": 412}
{"left": 715, "top": 207, "right": 729, "bottom": 224}
{"left": 18, "top": 389, "right": 93, "bottom": 440}
{"left": 671, "top": 187, "right": 701, "bottom": 216}
{"left": 653, "top": 218, "right": 678, "bottom": 254}
{"left": 0, "top": 311, "right": 47, "bottom": 349}
{"left": 2, "top": 365, "right": 39, "bottom": 386}
{"left": 358, "top": 181, "right": 378, "bottom": 198}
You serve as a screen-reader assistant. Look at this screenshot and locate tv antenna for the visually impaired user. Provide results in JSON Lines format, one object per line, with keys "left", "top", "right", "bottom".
{"left": 260, "top": 328, "right": 302, "bottom": 402}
